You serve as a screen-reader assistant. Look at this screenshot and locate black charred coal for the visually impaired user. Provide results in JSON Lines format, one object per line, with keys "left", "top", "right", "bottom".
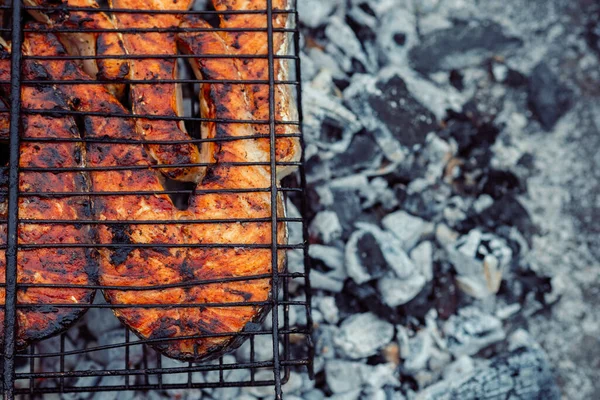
{"left": 409, "top": 20, "right": 522, "bottom": 73}
{"left": 527, "top": 62, "right": 573, "bottom": 130}
{"left": 336, "top": 280, "right": 404, "bottom": 324}
{"left": 329, "top": 132, "right": 381, "bottom": 177}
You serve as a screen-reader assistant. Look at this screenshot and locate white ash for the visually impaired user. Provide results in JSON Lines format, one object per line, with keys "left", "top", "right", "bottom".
{"left": 410, "top": 241, "right": 434, "bottom": 282}
{"left": 446, "top": 229, "right": 513, "bottom": 299}
{"left": 377, "top": 272, "right": 427, "bottom": 307}
{"left": 333, "top": 312, "right": 394, "bottom": 359}
{"left": 297, "top": 0, "right": 338, "bottom": 28}
{"left": 382, "top": 210, "right": 434, "bottom": 251}
{"left": 443, "top": 307, "right": 506, "bottom": 357}
{"left": 309, "top": 210, "right": 343, "bottom": 243}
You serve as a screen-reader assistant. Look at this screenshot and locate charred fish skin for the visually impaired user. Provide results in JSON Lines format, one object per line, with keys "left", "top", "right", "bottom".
{"left": 0, "top": 40, "right": 96, "bottom": 350}
{"left": 23, "top": 0, "right": 130, "bottom": 98}
{"left": 24, "top": 28, "right": 286, "bottom": 362}
{"left": 108, "top": 0, "right": 203, "bottom": 183}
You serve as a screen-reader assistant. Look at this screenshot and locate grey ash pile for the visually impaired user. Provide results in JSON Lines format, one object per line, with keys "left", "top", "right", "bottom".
{"left": 292, "top": 0, "right": 600, "bottom": 399}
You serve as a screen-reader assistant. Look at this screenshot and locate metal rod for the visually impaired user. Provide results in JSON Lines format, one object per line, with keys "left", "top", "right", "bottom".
{"left": 266, "top": 1, "right": 282, "bottom": 398}
{"left": 3, "top": 0, "right": 23, "bottom": 397}
{"left": 293, "top": 2, "right": 316, "bottom": 380}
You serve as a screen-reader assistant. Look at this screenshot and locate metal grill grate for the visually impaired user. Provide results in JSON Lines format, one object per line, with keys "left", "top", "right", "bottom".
{"left": 0, "top": 0, "right": 313, "bottom": 398}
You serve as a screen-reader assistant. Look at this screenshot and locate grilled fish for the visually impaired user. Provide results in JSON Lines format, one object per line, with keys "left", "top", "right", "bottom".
{"left": 24, "top": 0, "right": 130, "bottom": 98}
{"left": 0, "top": 40, "right": 96, "bottom": 349}
{"left": 108, "top": 0, "right": 203, "bottom": 182}
{"left": 211, "top": 0, "right": 301, "bottom": 179}
{"left": 25, "top": 29, "right": 286, "bottom": 361}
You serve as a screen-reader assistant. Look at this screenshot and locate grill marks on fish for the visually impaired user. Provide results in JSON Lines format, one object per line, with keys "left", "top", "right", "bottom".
{"left": 210, "top": 0, "right": 301, "bottom": 179}
{"left": 0, "top": 40, "right": 96, "bottom": 350}
{"left": 23, "top": 29, "right": 286, "bottom": 362}
{"left": 108, "top": 0, "right": 203, "bottom": 182}
{"left": 24, "top": 0, "right": 130, "bottom": 98}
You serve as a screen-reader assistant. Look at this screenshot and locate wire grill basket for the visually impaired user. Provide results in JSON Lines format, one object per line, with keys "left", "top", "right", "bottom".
{"left": 0, "top": 0, "right": 313, "bottom": 398}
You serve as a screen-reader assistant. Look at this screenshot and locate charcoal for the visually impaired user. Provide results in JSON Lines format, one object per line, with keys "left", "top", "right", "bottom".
{"left": 282, "top": 371, "right": 304, "bottom": 395}
{"left": 324, "top": 359, "right": 399, "bottom": 395}
{"left": 336, "top": 280, "right": 403, "bottom": 323}
{"left": 303, "top": 389, "right": 325, "bottom": 400}
{"left": 443, "top": 307, "right": 506, "bottom": 357}
{"left": 416, "top": 346, "right": 561, "bottom": 400}
{"left": 410, "top": 241, "right": 434, "bottom": 282}
{"left": 585, "top": 5, "right": 600, "bottom": 56}
{"left": 326, "top": 16, "right": 375, "bottom": 74}
{"left": 84, "top": 299, "right": 125, "bottom": 340}
{"left": 345, "top": 73, "right": 437, "bottom": 149}
{"left": 397, "top": 325, "right": 450, "bottom": 377}
{"left": 329, "top": 132, "right": 382, "bottom": 176}
{"left": 333, "top": 312, "right": 395, "bottom": 359}
{"left": 310, "top": 269, "right": 345, "bottom": 293}
{"left": 382, "top": 210, "right": 433, "bottom": 251}
{"left": 449, "top": 69, "right": 464, "bottom": 90}
{"left": 345, "top": 230, "right": 389, "bottom": 283}
{"left": 298, "top": 0, "right": 337, "bottom": 28}
{"left": 409, "top": 20, "right": 522, "bottom": 73}
{"left": 325, "top": 359, "right": 364, "bottom": 393}
{"left": 527, "top": 62, "right": 573, "bottom": 130}
{"left": 464, "top": 195, "right": 537, "bottom": 245}
{"left": 378, "top": 273, "right": 427, "bottom": 307}
{"left": 376, "top": 8, "right": 417, "bottom": 66}
{"left": 316, "top": 296, "right": 340, "bottom": 324}
{"left": 309, "top": 244, "right": 345, "bottom": 274}
{"left": 89, "top": 330, "right": 144, "bottom": 367}
{"left": 432, "top": 270, "right": 459, "bottom": 320}
{"left": 303, "top": 85, "right": 362, "bottom": 155}
{"left": 446, "top": 229, "right": 513, "bottom": 299}
{"left": 309, "top": 210, "right": 343, "bottom": 244}
{"left": 329, "top": 189, "right": 364, "bottom": 236}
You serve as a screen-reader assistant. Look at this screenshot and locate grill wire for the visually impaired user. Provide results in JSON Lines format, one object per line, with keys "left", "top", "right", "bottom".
{"left": 0, "top": 0, "right": 313, "bottom": 398}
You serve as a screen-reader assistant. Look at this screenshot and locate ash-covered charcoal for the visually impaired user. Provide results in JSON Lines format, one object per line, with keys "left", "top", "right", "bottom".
{"left": 344, "top": 72, "right": 438, "bottom": 156}
{"left": 328, "top": 131, "right": 383, "bottom": 177}
{"left": 376, "top": 7, "right": 418, "bottom": 66}
{"left": 378, "top": 272, "right": 428, "bottom": 307}
{"left": 446, "top": 229, "right": 513, "bottom": 299}
{"left": 309, "top": 210, "right": 343, "bottom": 244}
{"left": 409, "top": 20, "right": 522, "bottom": 73}
{"left": 294, "top": 0, "right": 599, "bottom": 398}
{"left": 298, "top": 0, "right": 338, "bottom": 28}
{"left": 325, "top": 16, "right": 377, "bottom": 74}
{"left": 460, "top": 194, "right": 537, "bottom": 246}
{"left": 345, "top": 230, "right": 389, "bottom": 283}
{"left": 527, "top": 62, "right": 573, "bottom": 130}
{"left": 336, "top": 280, "right": 403, "bottom": 324}
{"left": 416, "top": 345, "right": 561, "bottom": 400}
{"left": 382, "top": 210, "right": 434, "bottom": 251}
{"left": 585, "top": 4, "right": 600, "bottom": 56}
{"left": 443, "top": 306, "right": 506, "bottom": 357}
{"left": 303, "top": 84, "right": 363, "bottom": 155}
{"left": 333, "top": 312, "right": 395, "bottom": 359}
{"left": 397, "top": 324, "right": 451, "bottom": 381}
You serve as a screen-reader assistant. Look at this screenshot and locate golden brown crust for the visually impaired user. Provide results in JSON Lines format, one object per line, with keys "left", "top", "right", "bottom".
{"left": 211, "top": 0, "right": 301, "bottom": 179}
{"left": 24, "top": 0, "right": 130, "bottom": 98}
{"left": 24, "top": 30, "right": 286, "bottom": 362}
{"left": 108, "top": 0, "right": 203, "bottom": 182}
{"left": 0, "top": 42, "right": 96, "bottom": 350}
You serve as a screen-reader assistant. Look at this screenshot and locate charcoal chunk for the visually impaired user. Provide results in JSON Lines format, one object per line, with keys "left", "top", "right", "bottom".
{"left": 527, "top": 62, "right": 573, "bottom": 130}
{"left": 409, "top": 20, "right": 522, "bottom": 73}
{"left": 345, "top": 74, "right": 437, "bottom": 149}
